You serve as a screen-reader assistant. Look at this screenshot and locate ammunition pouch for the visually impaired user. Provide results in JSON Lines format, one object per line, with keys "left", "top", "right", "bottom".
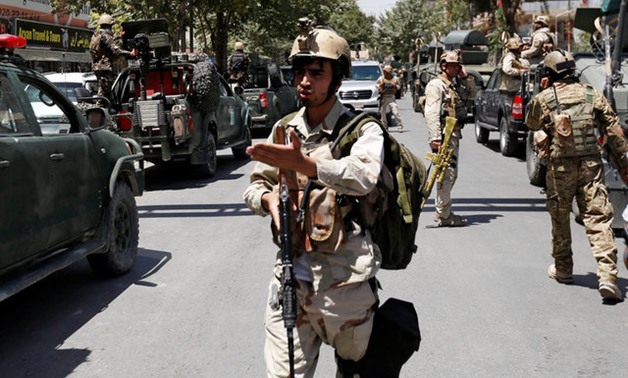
{"left": 533, "top": 130, "right": 551, "bottom": 160}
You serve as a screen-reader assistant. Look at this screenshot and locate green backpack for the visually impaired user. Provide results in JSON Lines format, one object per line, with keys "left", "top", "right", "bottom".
{"left": 330, "top": 112, "right": 427, "bottom": 269}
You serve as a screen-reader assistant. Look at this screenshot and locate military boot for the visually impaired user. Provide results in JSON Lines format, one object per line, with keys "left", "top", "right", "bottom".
{"left": 547, "top": 264, "right": 573, "bottom": 284}
{"left": 598, "top": 281, "right": 623, "bottom": 302}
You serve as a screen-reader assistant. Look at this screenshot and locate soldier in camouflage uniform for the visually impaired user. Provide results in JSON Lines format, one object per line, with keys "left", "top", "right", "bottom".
{"left": 243, "top": 24, "right": 384, "bottom": 376}
{"left": 377, "top": 65, "right": 404, "bottom": 132}
{"left": 526, "top": 50, "right": 628, "bottom": 302}
{"left": 424, "top": 50, "right": 473, "bottom": 227}
{"left": 90, "top": 14, "right": 136, "bottom": 106}
{"left": 500, "top": 37, "right": 530, "bottom": 93}
{"left": 521, "top": 15, "right": 556, "bottom": 65}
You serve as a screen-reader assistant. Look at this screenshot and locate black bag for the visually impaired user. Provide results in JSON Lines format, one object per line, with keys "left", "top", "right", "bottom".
{"left": 336, "top": 298, "right": 421, "bottom": 378}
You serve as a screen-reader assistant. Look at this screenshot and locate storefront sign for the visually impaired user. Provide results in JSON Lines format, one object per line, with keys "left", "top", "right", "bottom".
{"left": 16, "top": 19, "right": 91, "bottom": 52}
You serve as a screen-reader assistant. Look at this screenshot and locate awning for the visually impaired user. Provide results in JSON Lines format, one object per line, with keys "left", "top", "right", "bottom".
{"left": 18, "top": 48, "right": 91, "bottom": 64}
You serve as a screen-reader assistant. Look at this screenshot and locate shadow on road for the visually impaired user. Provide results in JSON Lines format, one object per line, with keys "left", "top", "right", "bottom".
{"left": 0, "top": 248, "right": 172, "bottom": 378}
{"left": 568, "top": 272, "right": 628, "bottom": 305}
{"left": 144, "top": 155, "right": 251, "bottom": 192}
{"left": 138, "top": 203, "right": 252, "bottom": 218}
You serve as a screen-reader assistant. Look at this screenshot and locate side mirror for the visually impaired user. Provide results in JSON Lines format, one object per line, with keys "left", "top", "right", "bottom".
{"left": 85, "top": 107, "right": 108, "bottom": 130}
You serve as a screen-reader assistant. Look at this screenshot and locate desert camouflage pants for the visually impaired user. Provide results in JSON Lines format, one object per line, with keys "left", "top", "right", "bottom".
{"left": 379, "top": 95, "right": 403, "bottom": 129}
{"left": 264, "top": 275, "right": 377, "bottom": 378}
{"left": 95, "top": 70, "right": 114, "bottom": 107}
{"left": 545, "top": 156, "right": 618, "bottom": 282}
{"left": 435, "top": 136, "right": 460, "bottom": 220}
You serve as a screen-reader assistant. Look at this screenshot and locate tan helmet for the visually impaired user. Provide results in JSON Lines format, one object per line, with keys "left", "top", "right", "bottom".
{"left": 439, "top": 50, "right": 462, "bottom": 69}
{"left": 534, "top": 15, "right": 550, "bottom": 27}
{"left": 234, "top": 42, "right": 244, "bottom": 51}
{"left": 289, "top": 26, "right": 352, "bottom": 77}
{"left": 98, "top": 14, "right": 114, "bottom": 26}
{"left": 543, "top": 50, "right": 576, "bottom": 75}
{"left": 505, "top": 37, "right": 524, "bottom": 51}
{"left": 383, "top": 65, "right": 394, "bottom": 73}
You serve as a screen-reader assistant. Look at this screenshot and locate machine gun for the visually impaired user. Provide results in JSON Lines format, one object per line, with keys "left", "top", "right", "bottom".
{"left": 421, "top": 116, "right": 457, "bottom": 209}
{"left": 275, "top": 126, "right": 297, "bottom": 378}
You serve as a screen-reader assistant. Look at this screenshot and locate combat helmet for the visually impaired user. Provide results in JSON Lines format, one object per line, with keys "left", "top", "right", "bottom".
{"left": 234, "top": 42, "right": 244, "bottom": 51}
{"left": 383, "top": 65, "right": 394, "bottom": 74}
{"left": 439, "top": 50, "right": 462, "bottom": 70}
{"left": 534, "top": 15, "right": 550, "bottom": 27}
{"left": 98, "top": 14, "right": 114, "bottom": 26}
{"left": 289, "top": 19, "right": 351, "bottom": 78}
{"left": 544, "top": 50, "right": 576, "bottom": 76}
{"left": 505, "top": 37, "right": 524, "bottom": 51}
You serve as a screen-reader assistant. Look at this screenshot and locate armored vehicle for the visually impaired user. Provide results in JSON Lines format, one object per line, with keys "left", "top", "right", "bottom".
{"left": 109, "top": 19, "right": 252, "bottom": 178}
{"left": 0, "top": 34, "right": 145, "bottom": 301}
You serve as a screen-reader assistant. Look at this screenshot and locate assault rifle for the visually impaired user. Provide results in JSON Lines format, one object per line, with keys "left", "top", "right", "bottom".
{"left": 275, "top": 126, "right": 297, "bottom": 378}
{"left": 421, "top": 116, "right": 457, "bottom": 209}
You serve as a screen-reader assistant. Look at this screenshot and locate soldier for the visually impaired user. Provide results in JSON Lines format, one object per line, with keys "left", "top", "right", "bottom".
{"left": 500, "top": 37, "right": 530, "bottom": 93}
{"left": 227, "top": 41, "right": 250, "bottom": 85}
{"left": 521, "top": 15, "right": 556, "bottom": 65}
{"left": 90, "top": 14, "right": 136, "bottom": 106}
{"left": 243, "top": 24, "right": 393, "bottom": 376}
{"left": 526, "top": 50, "right": 628, "bottom": 302}
{"left": 377, "top": 65, "right": 404, "bottom": 132}
{"left": 424, "top": 50, "right": 470, "bottom": 227}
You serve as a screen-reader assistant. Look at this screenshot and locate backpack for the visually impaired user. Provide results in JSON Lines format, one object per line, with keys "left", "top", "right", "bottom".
{"left": 229, "top": 53, "right": 247, "bottom": 73}
{"left": 329, "top": 112, "right": 427, "bottom": 269}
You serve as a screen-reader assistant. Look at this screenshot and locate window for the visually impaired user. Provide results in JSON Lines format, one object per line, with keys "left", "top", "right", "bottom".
{"left": 18, "top": 76, "right": 74, "bottom": 134}
{"left": 0, "top": 73, "right": 28, "bottom": 134}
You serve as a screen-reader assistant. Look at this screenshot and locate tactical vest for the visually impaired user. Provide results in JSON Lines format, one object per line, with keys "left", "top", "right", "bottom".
{"left": 542, "top": 84, "right": 599, "bottom": 159}
{"left": 380, "top": 77, "right": 397, "bottom": 96}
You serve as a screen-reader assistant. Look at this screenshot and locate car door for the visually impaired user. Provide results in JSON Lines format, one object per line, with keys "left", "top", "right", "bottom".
{"left": 216, "top": 75, "right": 239, "bottom": 143}
{"left": 0, "top": 71, "right": 52, "bottom": 266}
{"left": 484, "top": 70, "right": 502, "bottom": 126}
{"left": 16, "top": 73, "right": 103, "bottom": 248}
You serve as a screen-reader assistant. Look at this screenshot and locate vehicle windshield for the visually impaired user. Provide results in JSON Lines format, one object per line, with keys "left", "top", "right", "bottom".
{"left": 349, "top": 65, "right": 381, "bottom": 81}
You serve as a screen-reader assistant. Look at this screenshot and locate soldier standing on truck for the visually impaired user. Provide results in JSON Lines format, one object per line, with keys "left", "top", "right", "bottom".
{"left": 521, "top": 15, "right": 556, "bottom": 65}
{"left": 499, "top": 37, "right": 530, "bottom": 93}
{"left": 227, "top": 42, "right": 250, "bottom": 86}
{"left": 90, "top": 14, "right": 137, "bottom": 107}
{"left": 526, "top": 50, "right": 628, "bottom": 302}
{"left": 424, "top": 50, "right": 472, "bottom": 227}
{"left": 377, "top": 65, "right": 404, "bottom": 132}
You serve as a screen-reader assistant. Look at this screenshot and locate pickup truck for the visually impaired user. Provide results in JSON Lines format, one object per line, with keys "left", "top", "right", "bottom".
{"left": 241, "top": 62, "right": 300, "bottom": 129}
{"left": 473, "top": 68, "right": 530, "bottom": 157}
{"left": 108, "top": 19, "right": 252, "bottom": 178}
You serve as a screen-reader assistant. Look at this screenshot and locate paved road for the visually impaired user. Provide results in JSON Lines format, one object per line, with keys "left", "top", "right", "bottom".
{"left": 1, "top": 95, "right": 627, "bottom": 377}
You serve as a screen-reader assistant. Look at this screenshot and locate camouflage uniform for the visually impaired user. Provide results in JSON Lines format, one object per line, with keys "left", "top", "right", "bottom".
{"left": 424, "top": 75, "right": 463, "bottom": 221}
{"left": 500, "top": 51, "right": 530, "bottom": 93}
{"left": 90, "top": 28, "right": 133, "bottom": 105}
{"left": 243, "top": 99, "right": 384, "bottom": 377}
{"left": 377, "top": 70, "right": 404, "bottom": 131}
{"left": 526, "top": 79, "right": 628, "bottom": 286}
{"left": 521, "top": 25, "right": 555, "bottom": 65}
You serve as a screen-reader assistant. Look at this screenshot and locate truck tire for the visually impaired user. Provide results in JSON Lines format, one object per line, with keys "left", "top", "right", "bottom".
{"left": 499, "top": 117, "right": 518, "bottom": 157}
{"left": 526, "top": 131, "right": 546, "bottom": 187}
{"left": 475, "top": 118, "right": 489, "bottom": 144}
{"left": 88, "top": 181, "right": 138, "bottom": 276}
{"left": 232, "top": 118, "right": 251, "bottom": 160}
{"left": 191, "top": 61, "right": 220, "bottom": 113}
{"left": 198, "top": 132, "right": 217, "bottom": 178}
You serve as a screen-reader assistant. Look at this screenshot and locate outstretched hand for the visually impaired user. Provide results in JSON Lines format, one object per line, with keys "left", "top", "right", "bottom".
{"left": 246, "top": 129, "right": 317, "bottom": 178}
